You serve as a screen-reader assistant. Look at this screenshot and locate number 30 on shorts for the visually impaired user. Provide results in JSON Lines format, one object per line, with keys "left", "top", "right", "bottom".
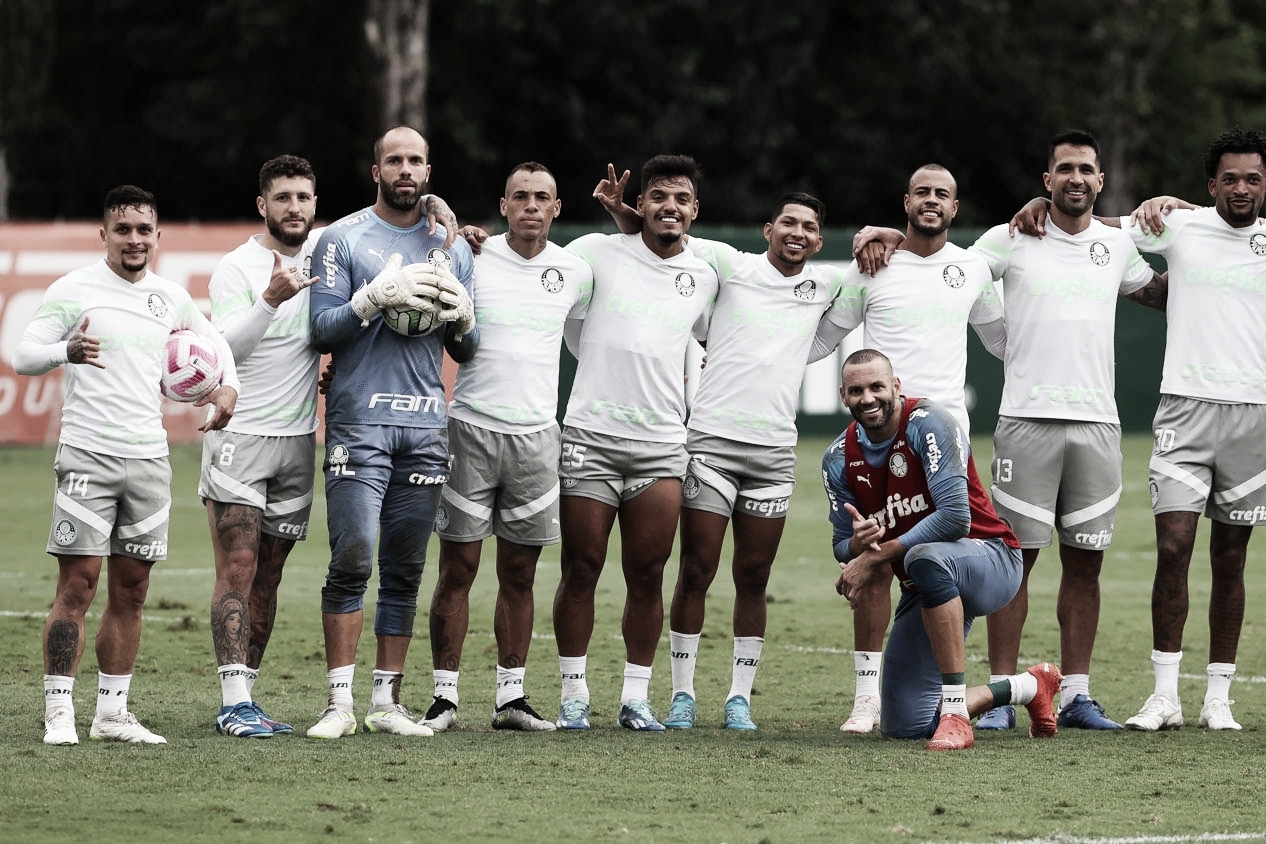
{"left": 561, "top": 443, "right": 586, "bottom": 469}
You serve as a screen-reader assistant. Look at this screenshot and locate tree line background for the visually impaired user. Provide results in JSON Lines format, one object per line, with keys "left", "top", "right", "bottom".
{"left": 2, "top": 0, "right": 1265, "bottom": 230}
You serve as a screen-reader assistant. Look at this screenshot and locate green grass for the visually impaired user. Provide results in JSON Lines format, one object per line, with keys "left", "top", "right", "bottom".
{"left": 1, "top": 436, "right": 1265, "bottom": 843}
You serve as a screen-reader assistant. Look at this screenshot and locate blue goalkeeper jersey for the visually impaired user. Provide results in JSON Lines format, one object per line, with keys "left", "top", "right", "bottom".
{"left": 310, "top": 207, "right": 478, "bottom": 429}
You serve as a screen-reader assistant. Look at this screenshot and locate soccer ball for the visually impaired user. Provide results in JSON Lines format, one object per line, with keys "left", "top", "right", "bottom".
{"left": 160, "top": 329, "right": 223, "bottom": 402}
{"left": 381, "top": 303, "right": 440, "bottom": 337}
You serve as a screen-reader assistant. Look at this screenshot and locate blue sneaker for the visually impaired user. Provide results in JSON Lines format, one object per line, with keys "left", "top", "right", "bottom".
{"left": 975, "top": 704, "right": 1015, "bottom": 730}
{"left": 724, "top": 695, "right": 757, "bottom": 731}
{"left": 1057, "top": 694, "right": 1123, "bottom": 730}
{"left": 663, "top": 692, "right": 696, "bottom": 729}
{"left": 252, "top": 702, "right": 292, "bottom": 734}
{"left": 557, "top": 697, "right": 591, "bottom": 730}
{"left": 617, "top": 699, "right": 665, "bottom": 732}
{"left": 216, "top": 702, "right": 273, "bottom": 738}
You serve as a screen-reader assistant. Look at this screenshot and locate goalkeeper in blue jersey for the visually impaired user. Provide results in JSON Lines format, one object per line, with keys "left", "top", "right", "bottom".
{"left": 306, "top": 126, "right": 479, "bottom": 739}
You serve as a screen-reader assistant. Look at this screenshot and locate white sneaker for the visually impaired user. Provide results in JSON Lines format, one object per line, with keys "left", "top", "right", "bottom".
{"left": 44, "top": 707, "right": 79, "bottom": 746}
{"left": 89, "top": 711, "right": 167, "bottom": 744}
{"left": 419, "top": 696, "right": 458, "bottom": 732}
{"left": 1198, "top": 698, "right": 1242, "bottom": 731}
{"left": 306, "top": 706, "right": 357, "bottom": 739}
{"left": 841, "top": 694, "right": 881, "bottom": 734}
{"left": 1125, "top": 693, "right": 1184, "bottom": 731}
{"left": 364, "top": 704, "right": 434, "bottom": 736}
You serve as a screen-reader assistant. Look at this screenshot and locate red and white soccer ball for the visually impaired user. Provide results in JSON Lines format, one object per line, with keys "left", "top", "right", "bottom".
{"left": 160, "top": 329, "right": 223, "bottom": 402}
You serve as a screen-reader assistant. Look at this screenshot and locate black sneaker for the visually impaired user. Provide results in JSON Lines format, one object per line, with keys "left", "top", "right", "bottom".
{"left": 492, "top": 696, "right": 556, "bottom": 731}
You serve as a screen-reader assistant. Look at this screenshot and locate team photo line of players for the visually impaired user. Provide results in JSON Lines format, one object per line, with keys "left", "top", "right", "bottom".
{"left": 17, "top": 123, "right": 1266, "bottom": 751}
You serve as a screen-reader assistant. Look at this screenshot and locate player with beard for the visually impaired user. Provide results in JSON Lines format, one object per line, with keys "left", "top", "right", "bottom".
{"left": 200, "top": 155, "right": 323, "bottom": 738}
{"left": 17, "top": 185, "right": 239, "bottom": 745}
{"left": 552, "top": 155, "right": 720, "bottom": 732}
{"left": 810, "top": 165, "right": 1007, "bottom": 735}
{"left": 420, "top": 163, "right": 591, "bottom": 733}
{"left": 822, "top": 349, "right": 1060, "bottom": 751}
{"left": 958, "top": 131, "right": 1166, "bottom": 733}
{"left": 306, "top": 127, "right": 479, "bottom": 739}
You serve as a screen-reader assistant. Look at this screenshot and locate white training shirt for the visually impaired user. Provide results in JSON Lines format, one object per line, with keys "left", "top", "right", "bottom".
{"left": 973, "top": 219, "right": 1152, "bottom": 423}
{"left": 449, "top": 234, "right": 593, "bottom": 434}
{"left": 562, "top": 232, "right": 720, "bottom": 444}
{"left": 13, "top": 259, "right": 238, "bottom": 459}
{"left": 209, "top": 231, "right": 321, "bottom": 436}
{"left": 687, "top": 242, "right": 844, "bottom": 446}
{"left": 1120, "top": 207, "right": 1266, "bottom": 404}
{"left": 823, "top": 242, "right": 1003, "bottom": 434}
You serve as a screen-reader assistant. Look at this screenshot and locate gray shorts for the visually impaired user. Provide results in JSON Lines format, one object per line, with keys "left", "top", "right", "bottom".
{"left": 681, "top": 430, "right": 796, "bottom": 519}
{"left": 1149, "top": 395, "right": 1266, "bottom": 524}
{"left": 990, "top": 417, "right": 1122, "bottom": 550}
{"left": 198, "top": 430, "right": 316, "bottom": 539}
{"left": 46, "top": 444, "right": 171, "bottom": 562}
{"left": 558, "top": 426, "right": 689, "bottom": 507}
{"left": 437, "top": 419, "right": 561, "bottom": 545}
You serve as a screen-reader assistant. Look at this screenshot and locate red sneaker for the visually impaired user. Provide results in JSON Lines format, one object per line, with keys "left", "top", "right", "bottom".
{"left": 926, "top": 713, "right": 974, "bottom": 751}
{"left": 1025, "top": 662, "right": 1063, "bottom": 738}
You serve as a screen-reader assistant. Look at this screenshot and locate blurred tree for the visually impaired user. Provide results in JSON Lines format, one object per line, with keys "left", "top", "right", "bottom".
{"left": 366, "top": 0, "right": 430, "bottom": 131}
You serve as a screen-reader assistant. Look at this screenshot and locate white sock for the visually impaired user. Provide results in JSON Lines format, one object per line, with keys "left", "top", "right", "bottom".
{"left": 1060, "top": 673, "right": 1090, "bottom": 710}
{"left": 1009, "top": 671, "right": 1038, "bottom": 705}
{"left": 1205, "top": 662, "right": 1235, "bottom": 704}
{"left": 370, "top": 670, "right": 402, "bottom": 708}
{"left": 1151, "top": 650, "right": 1182, "bottom": 700}
{"left": 433, "top": 669, "right": 459, "bottom": 706}
{"left": 727, "top": 637, "right": 763, "bottom": 702}
{"left": 244, "top": 666, "right": 259, "bottom": 697}
{"left": 44, "top": 674, "right": 74, "bottom": 718}
{"left": 326, "top": 664, "right": 355, "bottom": 711}
{"left": 218, "top": 663, "right": 252, "bottom": 707}
{"left": 496, "top": 665, "right": 526, "bottom": 708}
{"left": 620, "top": 663, "right": 652, "bottom": 705}
{"left": 941, "top": 683, "right": 969, "bottom": 718}
{"left": 559, "top": 655, "right": 588, "bottom": 701}
{"left": 855, "top": 651, "right": 882, "bottom": 699}
{"left": 669, "top": 631, "right": 701, "bottom": 698}
{"left": 96, "top": 672, "right": 131, "bottom": 718}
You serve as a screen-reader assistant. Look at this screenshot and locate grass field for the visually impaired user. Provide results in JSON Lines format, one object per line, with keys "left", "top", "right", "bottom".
{"left": 1, "top": 435, "right": 1265, "bottom": 844}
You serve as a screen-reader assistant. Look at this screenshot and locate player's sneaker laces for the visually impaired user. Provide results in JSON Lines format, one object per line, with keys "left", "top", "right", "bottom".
{"left": 926, "top": 713, "right": 974, "bottom": 751}
{"left": 1057, "top": 695, "right": 1123, "bottom": 730}
{"left": 724, "top": 695, "right": 757, "bottom": 731}
{"left": 492, "top": 696, "right": 556, "bottom": 731}
{"left": 840, "top": 694, "right": 881, "bottom": 734}
{"left": 1024, "top": 662, "right": 1063, "bottom": 738}
{"left": 216, "top": 702, "right": 273, "bottom": 738}
{"left": 252, "top": 702, "right": 292, "bottom": 734}
{"left": 663, "top": 692, "right": 696, "bottom": 729}
{"left": 90, "top": 711, "right": 167, "bottom": 744}
{"left": 306, "top": 706, "right": 357, "bottom": 739}
{"left": 617, "top": 699, "right": 665, "bottom": 732}
{"left": 975, "top": 704, "right": 1015, "bottom": 731}
{"left": 1125, "top": 693, "right": 1184, "bottom": 731}
{"left": 1198, "top": 698, "right": 1241, "bottom": 731}
{"left": 364, "top": 703, "right": 434, "bottom": 736}
{"left": 419, "top": 696, "right": 458, "bottom": 732}
{"left": 557, "top": 697, "right": 591, "bottom": 730}
{"left": 43, "top": 706, "right": 79, "bottom": 746}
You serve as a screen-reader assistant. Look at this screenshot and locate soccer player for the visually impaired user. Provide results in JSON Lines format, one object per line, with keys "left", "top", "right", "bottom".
{"left": 1119, "top": 129, "right": 1266, "bottom": 731}
{"left": 810, "top": 165, "right": 1007, "bottom": 734}
{"left": 966, "top": 131, "right": 1165, "bottom": 732}
{"left": 593, "top": 176, "right": 848, "bottom": 730}
{"left": 201, "top": 155, "right": 322, "bottom": 738}
{"left": 15, "top": 185, "right": 239, "bottom": 745}
{"left": 420, "top": 162, "right": 591, "bottom": 733}
{"left": 306, "top": 126, "right": 479, "bottom": 739}
{"left": 822, "top": 349, "right": 1061, "bottom": 751}
{"left": 552, "top": 154, "right": 720, "bottom": 732}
